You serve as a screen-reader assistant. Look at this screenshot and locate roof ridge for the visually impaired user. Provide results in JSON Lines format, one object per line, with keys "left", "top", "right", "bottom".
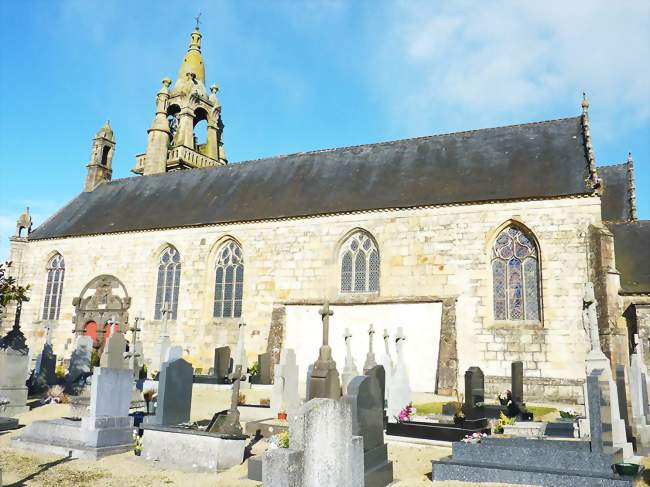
{"left": 105, "top": 114, "right": 582, "bottom": 185}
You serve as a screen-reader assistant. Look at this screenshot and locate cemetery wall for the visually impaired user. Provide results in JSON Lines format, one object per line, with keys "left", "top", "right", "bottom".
{"left": 9, "top": 195, "right": 602, "bottom": 401}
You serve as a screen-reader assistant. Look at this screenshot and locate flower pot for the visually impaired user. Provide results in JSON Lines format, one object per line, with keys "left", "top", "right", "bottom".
{"left": 277, "top": 412, "right": 288, "bottom": 421}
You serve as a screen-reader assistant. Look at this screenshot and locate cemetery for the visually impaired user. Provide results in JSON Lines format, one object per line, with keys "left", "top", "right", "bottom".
{"left": 0, "top": 290, "right": 648, "bottom": 487}
{"left": 2, "top": 4, "right": 650, "bottom": 484}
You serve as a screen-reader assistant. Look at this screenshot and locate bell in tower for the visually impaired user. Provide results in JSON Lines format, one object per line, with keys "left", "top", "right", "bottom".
{"left": 133, "top": 24, "right": 228, "bottom": 176}
{"left": 84, "top": 121, "right": 115, "bottom": 192}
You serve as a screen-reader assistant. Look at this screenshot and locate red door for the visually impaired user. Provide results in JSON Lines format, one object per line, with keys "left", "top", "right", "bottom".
{"left": 84, "top": 321, "right": 98, "bottom": 346}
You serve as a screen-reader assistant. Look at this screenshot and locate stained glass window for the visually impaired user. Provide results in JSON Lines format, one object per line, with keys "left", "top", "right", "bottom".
{"left": 41, "top": 254, "right": 65, "bottom": 320}
{"left": 340, "top": 231, "right": 379, "bottom": 293}
{"left": 154, "top": 246, "right": 181, "bottom": 320}
{"left": 491, "top": 226, "right": 540, "bottom": 320}
{"left": 214, "top": 240, "right": 244, "bottom": 318}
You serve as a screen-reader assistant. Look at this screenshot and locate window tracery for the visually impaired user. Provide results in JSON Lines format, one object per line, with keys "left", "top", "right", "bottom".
{"left": 340, "top": 231, "right": 379, "bottom": 293}
{"left": 213, "top": 240, "right": 244, "bottom": 318}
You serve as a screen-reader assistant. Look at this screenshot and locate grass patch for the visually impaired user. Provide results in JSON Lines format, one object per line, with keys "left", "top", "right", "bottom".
{"left": 413, "top": 402, "right": 446, "bottom": 415}
{"left": 527, "top": 405, "right": 557, "bottom": 419}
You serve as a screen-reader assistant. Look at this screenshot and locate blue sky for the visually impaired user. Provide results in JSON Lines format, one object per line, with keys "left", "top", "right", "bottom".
{"left": 0, "top": 1, "right": 648, "bottom": 261}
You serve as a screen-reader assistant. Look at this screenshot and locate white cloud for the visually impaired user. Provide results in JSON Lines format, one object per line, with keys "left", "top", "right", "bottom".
{"left": 366, "top": 0, "right": 650, "bottom": 133}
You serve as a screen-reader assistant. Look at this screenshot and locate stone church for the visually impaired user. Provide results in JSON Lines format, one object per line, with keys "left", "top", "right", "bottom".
{"left": 5, "top": 26, "right": 649, "bottom": 403}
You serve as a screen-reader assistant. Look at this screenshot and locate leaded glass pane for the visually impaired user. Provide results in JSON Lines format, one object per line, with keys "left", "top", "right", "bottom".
{"left": 154, "top": 247, "right": 181, "bottom": 320}
{"left": 354, "top": 252, "right": 367, "bottom": 292}
{"left": 369, "top": 250, "right": 379, "bottom": 292}
{"left": 213, "top": 241, "right": 244, "bottom": 318}
{"left": 507, "top": 258, "right": 523, "bottom": 320}
{"left": 523, "top": 257, "right": 539, "bottom": 320}
{"left": 341, "top": 252, "right": 353, "bottom": 292}
{"left": 492, "top": 260, "right": 507, "bottom": 320}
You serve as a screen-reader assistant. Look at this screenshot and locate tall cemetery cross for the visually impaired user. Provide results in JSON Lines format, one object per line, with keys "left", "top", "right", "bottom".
{"left": 230, "top": 365, "right": 243, "bottom": 412}
{"left": 582, "top": 283, "right": 601, "bottom": 353}
{"left": 131, "top": 312, "right": 143, "bottom": 344}
{"left": 364, "top": 324, "right": 377, "bottom": 372}
{"left": 160, "top": 302, "right": 171, "bottom": 336}
{"left": 319, "top": 302, "right": 333, "bottom": 347}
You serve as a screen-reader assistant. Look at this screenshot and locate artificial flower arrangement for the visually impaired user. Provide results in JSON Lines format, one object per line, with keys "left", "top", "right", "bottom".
{"left": 133, "top": 432, "right": 143, "bottom": 456}
{"left": 493, "top": 411, "right": 516, "bottom": 434}
{"left": 397, "top": 403, "right": 413, "bottom": 423}
{"left": 559, "top": 407, "right": 578, "bottom": 420}
{"left": 268, "top": 430, "right": 289, "bottom": 449}
{"left": 461, "top": 432, "right": 488, "bottom": 444}
{"left": 497, "top": 389, "right": 512, "bottom": 406}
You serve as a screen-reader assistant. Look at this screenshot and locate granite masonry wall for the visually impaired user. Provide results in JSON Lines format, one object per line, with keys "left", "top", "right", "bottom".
{"left": 6, "top": 195, "right": 604, "bottom": 402}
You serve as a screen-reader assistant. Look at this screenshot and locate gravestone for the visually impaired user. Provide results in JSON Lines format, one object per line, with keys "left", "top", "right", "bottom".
{"left": 582, "top": 283, "right": 634, "bottom": 459}
{"left": 270, "top": 348, "right": 300, "bottom": 416}
{"left": 347, "top": 366, "right": 393, "bottom": 487}
{"left": 341, "top": 328, "right": 359, "bottom": 395}
{"left": 511, "top": 361, "right": 523, "bottom": 405}
{"left": 209, "top": 365, "right": 244, "bottom": 435}
{"left": 264, "top": 398, "right": 363, "bottom": 487}
{"left": 307, "top": 302, "right": 341, "bottom": 400}
{"left": 305, "top": 363, "right": 314, "bottom": 401}
{"left": 630, "top": 334, "right": 650, "bottom": 442}
{"left": 126, "top": 315, "right": 144, "bottom": 378}
{"left": 258, "top": 352, "right": 272, "bottom": 385}
{"left": 145, "top": 358, "right": 193, "bottom": 426}
{"left": 363, "top": 324, "right": 378, "bottom": 374}
{"left": 232, "top": 323, "right": 248, "bottom": 379}
{"left": 34, "top": 342, "right": 57, "bottom": 390}
{"left": 0, "top": 322, "right": 30, "bottom": 416}
{"left": 164, "top": 345, "right": 183, "bottom": 362}
{"left": 100, "top": 330, "right": 127, "bottom": 369}
{"left": 380, "top": 329, "right": 393, "bottom": 406}
{"left": 214, "top": 346, "right": 231, "bottom": 381}
{"left": 67, "top": 335, "right": 93, "bottom": 384}
{"left": 615, "top": 364, "right": 634, "bottom": 443}
{"left": 387, "top": 327, "right": 411, "bottom": 422}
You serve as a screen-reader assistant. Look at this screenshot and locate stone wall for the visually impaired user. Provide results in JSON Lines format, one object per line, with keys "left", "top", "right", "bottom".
{"left": 7, "top": 195, "right": 603, "bottom": 401}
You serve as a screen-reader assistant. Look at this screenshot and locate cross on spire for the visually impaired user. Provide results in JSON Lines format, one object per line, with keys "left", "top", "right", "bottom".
{"left": 194, "top": 12, "right": 202, "bottom": 30}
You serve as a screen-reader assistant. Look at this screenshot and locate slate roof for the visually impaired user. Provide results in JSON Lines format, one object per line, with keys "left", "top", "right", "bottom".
{"left": 608, "top": 221, "right": 650, "bottom": 294}
{"left": 30, "top": 116, "right": 593, "bottom": 240}
{"left": 599, "top": 163, "right": 631, "bottom": 222}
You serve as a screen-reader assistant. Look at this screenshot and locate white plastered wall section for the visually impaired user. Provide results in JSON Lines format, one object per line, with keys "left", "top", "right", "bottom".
{"left": 12, "top": 195, "right": 601, "bottom": 389}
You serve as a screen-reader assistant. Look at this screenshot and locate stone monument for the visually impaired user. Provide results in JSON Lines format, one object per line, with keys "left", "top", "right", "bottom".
{"left": 13, "top": 366, "right": 134, "bottom": 458}
{"left": 263, "top": 398, "right": 364, "bottom": 487}
{"left": 270, "top": 348, "right": 300, "bottom": 416}
{"left": 582, "top": 283, "right": 634, "bottom": 459}
{"left": 347, "top": 366, "right": 393, "bottom": 487}
{"left": 145, "top": 357, "right": 193, "bottom": 426}
{"left": 126, "top": 312, "right": 144, "bottom": 378}
{"left": 209, "top": 365, "right": 244, "bottom": 435}
{"left": 100, "top": 330, "right": 127, "bottom": 369}
{"left": 33, "top": 325, "right": 57, "bottom": 391}
{"left": 629, "top": 334, "right": 650, "bottom": 444}
{"left": 387, "top": 327, "right": 411, "bottom": 422}
{"left": 67, "top": 335, "right": 93, "bottom": 386}
{"left": 152, "top": 303, "right": 172, "bottom": 373}
{"left": 363, "top": 324, "right": 377, "bottom": 373}
{"left": 0, "top": 316, "right": 29, "bottom": 416}
{"left": 341, "top": 328, "right": 359, "bottom": 395}
{"left": 214, "top": 346, "right": 231, "bottom": 382}
{"left": 380, "top": 328, "right": 393, "bottom": 405}
{"left": 307, "top": 302, "right": 341, "bottom": 400}
{"left": 232, "top": 322, "right": 248, "bottom": 379}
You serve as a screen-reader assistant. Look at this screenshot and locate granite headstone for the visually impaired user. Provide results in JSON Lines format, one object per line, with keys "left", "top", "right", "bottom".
{"left": 146, "top": 357, "right": 193, "bottom": 426}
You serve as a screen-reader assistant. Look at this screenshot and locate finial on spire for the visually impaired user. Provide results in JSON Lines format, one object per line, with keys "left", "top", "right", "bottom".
{"left": 581, "top": 92, "right": 589, "bottom": 113}
{"left": 194, "top": 12, "right": 202, "bottom": 30}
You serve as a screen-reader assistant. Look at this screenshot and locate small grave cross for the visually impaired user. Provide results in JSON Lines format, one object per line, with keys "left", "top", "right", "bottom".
{"left": 319, "top": 301, "right": 334, "bottom": 347}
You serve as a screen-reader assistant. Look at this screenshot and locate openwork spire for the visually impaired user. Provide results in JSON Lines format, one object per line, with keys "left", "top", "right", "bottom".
{"left": 581, "top": 92, "right": 601, "bottom": 194}
{"left": 171, "top": 26, "right": 206, "bottom": 97}
{"left": 627, "top": 152, "right": 638, "bottom": 221}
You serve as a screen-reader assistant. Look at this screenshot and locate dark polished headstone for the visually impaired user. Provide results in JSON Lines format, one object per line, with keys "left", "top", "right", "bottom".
{"left": 464, "top": 367, "right": 485, "bottom": 420}
{"left": 146, "top": 358, "right": 193, "bottom": 426}
{"left": 258, "top": 353, "right": 272, "bottom": 385}
{"left": 33, "top": 343, "right": 57, "bottom": 391}
{"left": 511, "top": 361, "right": 524, "bottom": 404}
{"left": 347, "top": 366, "right": 393, "bottom": 487}
{"left": 214, "top": 346, "right": 231, "bottom": 381}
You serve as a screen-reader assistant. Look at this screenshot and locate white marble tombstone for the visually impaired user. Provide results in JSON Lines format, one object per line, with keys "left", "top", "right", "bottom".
{"left": 380, "top": 329, "right": 393, "bottom": 405}
{"left": 387, "top": 327, "right": 412, "bottom": 422}
{"left": 270, "top": 348, "right": 300, "bottom": 416}
{"left": 341, "top": 328, "right": 359, "bottom": 395}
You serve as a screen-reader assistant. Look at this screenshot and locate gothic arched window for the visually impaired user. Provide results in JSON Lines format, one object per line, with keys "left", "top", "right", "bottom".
{"left": 492, "top": 226, "right": 540, "bottom": 321}
{"left": 41, "top": 253, "right": 65, "bottom": 320}
{"left": 154, "top": 246, "right": 181, "bottom": 320}
{"left": 213, "top": 240, "right": 244, "bottom": 318}
{"left": 340, "top": 231, "right": 380, "bottom": 293}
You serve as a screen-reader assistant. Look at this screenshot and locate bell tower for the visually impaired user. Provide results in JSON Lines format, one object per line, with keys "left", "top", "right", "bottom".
{"left": 133, "top": 25, "right": 227, "bottom": 175}
{"left": 84, "top": 121, "right": 115, "bottom": 192}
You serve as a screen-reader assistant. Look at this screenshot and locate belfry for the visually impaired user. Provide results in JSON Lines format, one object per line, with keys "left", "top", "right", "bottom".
{"left": 133, "top": 26, "right": 227, "bottom": 175}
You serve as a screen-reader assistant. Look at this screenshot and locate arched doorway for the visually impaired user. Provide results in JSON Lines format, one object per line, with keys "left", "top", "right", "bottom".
{"left": 73, "top": 275, "right": 131, "bottom": 350}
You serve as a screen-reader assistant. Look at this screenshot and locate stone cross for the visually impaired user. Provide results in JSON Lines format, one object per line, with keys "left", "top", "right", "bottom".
{"left": 319, "top": 302, "right": 333, "bottom": 347}
{"left": 363, "top": 324, "right": 377, "bottom": 373}
{"left": 232, "top": 322, "right": 248, "bottom": 378}
{"left": 160, "top": 303, "right": 171, "bottom": 336}
{"left": 583, "top": 283, "right": 600, "bottom": 352}
{"left": 211, "top": 364, "right": 244, "bottom": 436}
{"left": 44, "top": 324, "right": 53, "bottom": 345}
